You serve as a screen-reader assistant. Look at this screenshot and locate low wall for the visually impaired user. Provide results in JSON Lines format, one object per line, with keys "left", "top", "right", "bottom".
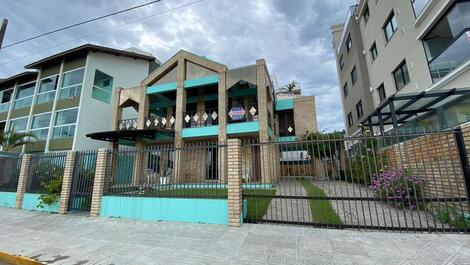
{"left": 100, "top": 196, "right": 229, "bottom": 224}
{"left": 0, "top": 192, "right": 16, "bottom": 208}
{"left": 21, "top": 193, "right": 59, "bottom": 213}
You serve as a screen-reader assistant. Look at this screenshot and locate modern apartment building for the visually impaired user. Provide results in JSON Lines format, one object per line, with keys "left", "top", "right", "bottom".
{"left": 0, "top": 44, "right": 159, "bottom": 152}
{"left": 332, "top": 0, "right": 470, "bottom": 136}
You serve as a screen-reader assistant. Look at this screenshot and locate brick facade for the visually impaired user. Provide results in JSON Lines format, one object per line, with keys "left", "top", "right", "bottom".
{"left": 15, "top": 154, "right": 31, "bottom": 209}
{"left": 58, "top": 151, "right": 76, "bottom": 214}
{"left": 227, "top": 139, "right": 242, "bottom": 227}
{"left": 90, "top": 149, "right": 109, "bottom": 217}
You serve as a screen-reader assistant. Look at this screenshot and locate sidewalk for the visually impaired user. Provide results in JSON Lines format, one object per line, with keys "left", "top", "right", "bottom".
{"left": 0, "top": 207, "right": 469, "bottom": 265}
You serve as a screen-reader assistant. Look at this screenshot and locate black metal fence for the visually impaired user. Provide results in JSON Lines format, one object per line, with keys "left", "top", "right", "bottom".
{"left": 0, "top": 152, "right": 22, "bottom": 192}
{"left": 68, "top": 150, "right": 97, "bottom": 213}
{"left": 104, "top": 142, "right": 228, "bottom": 199}
{"left": 27, "top": 152, "right": 67, "bottom": 194}
{"left": 242, "top": 130, "right": 470, "bottom": 233}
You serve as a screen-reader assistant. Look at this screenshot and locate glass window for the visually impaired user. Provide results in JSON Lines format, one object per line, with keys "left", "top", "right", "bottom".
{"left": 339, "top": 55, "right": 345, "bottom": 70}
{"left": 364, "top": 5, "right": 370, "bottom": 23}
{"left": 13, "top": 82, "right": 35, "bottom": 110}
{"left": 9, "top": 117, "right": 28, "bottom": 132}
{"left": 347, "top": 112, "right": 353, "bottom": 128}
{"left": 91, "top": 70, "right": 114, "bottom": 104}
{"left": 36, "top": 75, "right": 58, "bottom": 105}
{"left": 370, "top": 42, "right": 378, "bottom": 61}
{"left": 346, "top": 35, "right": 352, "bottom": 52}
{"left": 31, "top": 113, "right": 51, "bottom": 140}
{"left": 351, "top": 66, "right": 358, "bottom": 85}
{"left": 393, "top": 61, "right": 411, "bottom": 91}
{"left": 60, "top": 68, "right": 84, "bottom": 99}
{"left": 356, "top": 100, "right": 363, "bottom": 119}
{"left": 383, "top": 11, "right": 398, "bottom": 42}
{"left": 411, "top": 0, "right": 430, "bottom": 17}
{"left": 52, "top": 108, "right": 78, "bottom": 139}
{"left": 343, "top": 83, "right": 349, "bottom": 98}
{"left": 377, "top": 84, "right": 386, "bottom": 102}
{"left": 0, "top": 88, "right": 13, "bottom": 113}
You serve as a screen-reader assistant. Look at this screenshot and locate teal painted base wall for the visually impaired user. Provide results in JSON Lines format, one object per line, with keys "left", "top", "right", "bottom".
{"left": 182, "top": 125, "right": 219, "bottom": 138}
{"left": 22, "top": 193, "right": 59, "bottom": 213}
{"left": 0, "top": 191, "right": 16, "bottom": 208}
{"left": 100, "top": 196, "right": 228, "bottom": 224}
{"left": 279, "top": 136, "right": 296, "bottom": 142}
{"left": 275, "top": 99, "right": 294, "bottom": 110}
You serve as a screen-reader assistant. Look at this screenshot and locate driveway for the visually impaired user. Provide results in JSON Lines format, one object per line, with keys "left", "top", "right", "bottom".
{"left": 0, "top": 207, "right": 469, "bottom": 265}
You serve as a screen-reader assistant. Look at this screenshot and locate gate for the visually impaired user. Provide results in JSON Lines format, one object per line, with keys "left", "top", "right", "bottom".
{"left": 68, "top": 150, "right": 97, "bottom": 213}
{"left": 242, "top": 129, "right": 470, "bottom": 233}
{"left": 0, "top": 152, "right": 22, "bottom": 192}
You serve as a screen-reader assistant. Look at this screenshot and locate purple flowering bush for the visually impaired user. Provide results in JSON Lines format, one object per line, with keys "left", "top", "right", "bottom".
{"left": 369, "top": 168, "right": 428, "bottom": 209}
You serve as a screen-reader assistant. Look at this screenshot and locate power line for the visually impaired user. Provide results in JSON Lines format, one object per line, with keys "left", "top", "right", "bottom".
{"left": 2, "top": 0, "right": 162, "bottom": 49}
{"left": 0, "top": 0, "right": 204, "bottom": 67}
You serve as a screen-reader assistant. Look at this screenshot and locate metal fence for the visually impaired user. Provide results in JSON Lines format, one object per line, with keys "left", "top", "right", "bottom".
{"left": 242, "top": 129, "right": 470, "bottom": 233}
{"left": 0, "top": 152, "right": 22, "bottom": 192}
{"left": 104, "top": 142, "right": 228, "bottom": 199}
{"left": 68, "top": 150, "right": 97, "bottom": 213}
{"left": 27, "top": 152, "right": 67, "bottom": 194}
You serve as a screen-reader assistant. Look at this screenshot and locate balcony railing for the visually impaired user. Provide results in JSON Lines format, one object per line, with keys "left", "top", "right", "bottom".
{"left": 184, "top": 109, "right": 218, "bottom": 128}
{"left": 227, "top": 103, "right": 259, "bottom": 124}
{"left": 118, "top": 115, "right": 176, "bottom": 131}
{"left": 429, "top": 32, "right": 470, "bottom": 83}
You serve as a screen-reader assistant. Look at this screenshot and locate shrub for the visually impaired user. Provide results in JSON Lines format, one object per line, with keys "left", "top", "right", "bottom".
{"left": 369, "top": 168, "right": 428, "bottom": 209}
{"left": 37, "top": 176, "right": 63, "bottom": 208}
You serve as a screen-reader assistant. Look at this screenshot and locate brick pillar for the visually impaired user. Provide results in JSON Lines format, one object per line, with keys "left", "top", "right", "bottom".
{"left": 58, "top": 151, "right": 76, "bottom": 214}
{"left": 218, "top": 71, "right": 227, "bottom": 183}
{"left": 90, "top": 148, "right": 108, "bottom": 217}
{"left": 227, "top": 139, "right": 242, "bottom": 227}
{"left": 15, "top": 154, "right": 32, "bottom": 209}
{"left": 174, "top": 58, "right": 186, "bottom": 182}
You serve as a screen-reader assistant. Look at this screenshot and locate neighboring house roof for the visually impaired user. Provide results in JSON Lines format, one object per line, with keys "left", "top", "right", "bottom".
{"left": 25, "top": 44, "right": 157, "bottom": 69}
{"left": 0, "top": 71, "right": 38, "bottom": 89}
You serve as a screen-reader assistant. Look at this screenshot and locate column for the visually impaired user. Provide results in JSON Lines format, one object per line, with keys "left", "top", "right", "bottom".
{"left": 256, "top": 59, "right": 272, "bottom": 183}
{"left": 218, "top": 71, "right": 228, "bottom": 183}
{"left": 90, "top": 148, "right": 108, "bottom": 217}
{"left": 58, "top": 151, "right": 76, "bottom": 214}
{"left": 227, "top": 139, "right": 242, "bottom": 227}
{"left": 174, "top": 58, "right": 186, "bottom": 182}
{"left": 15, "top": 154, "right": 32, "bottom": 209}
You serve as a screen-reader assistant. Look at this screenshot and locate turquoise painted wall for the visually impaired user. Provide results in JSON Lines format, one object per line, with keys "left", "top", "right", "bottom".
{"left": 147, "top": 82, "right": 177, "bottom": 94}
{"left": 0, "top": 191, "right": 16, "bottom": 208}
{"left": 275, "top": 99, "right": 294, "bottom": 110}
{"left": 227, "top": 121, "right": 259, "bottom": 134}
{"left": 184, "top": 75, "right": 219, "bottom": 89}
{"left": 182, "top": 125, "right": 219, "bottom": 138}
{"left": 279, "top": 136, "right": 296, "bottom": 142}
{"left": 100, "top": 196, "right": 228, "bottom": 224}
{"left": 22, "top": 193, "right": 59, "bottom": 213}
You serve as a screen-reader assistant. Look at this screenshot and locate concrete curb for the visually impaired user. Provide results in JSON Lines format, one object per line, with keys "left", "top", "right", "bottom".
{"left": 0, "top": 251, "right": 42, "bottom": 265}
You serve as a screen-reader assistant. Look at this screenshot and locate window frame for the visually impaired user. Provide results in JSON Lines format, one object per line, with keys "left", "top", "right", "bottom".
{"left": 343, "top": 83, "right": 349, "bottom": 98}
{"left": 52, "top": 107, "right": 79, "bottom": 139}
{"left": 350, "top": 66, "right": 358, "bottom": 85}
{"left": 363, "top": 4, "right": 370, "bottom": 24}
{"left": 393, "top": 60, "right": 411, "bottom": 91}
{"left": 370, "top": 42, "right": 378, "bottom": 61}
{"left": 91, "top": 69, "right": 114, "bottom": 104}
{"left": 377, "top": 84, "right": 387, "bottom": 102}
{"left": 8, "top": 116, "right": 29, "bottom": 133}
{"left": 346, "top": 34, "right": 352, "bottom": 52}
{"left": 339, "top": 54, "right": 345, "bottom": 70}
{"left": 59, "top": 67, "right": 85, "bottom": 100}
{"left": 30, "top": 112, "right": 52, "bottom": 141}
{"left": 356, "top": 100, "right": 364, "bottom": 119}
{"left": 347, "top": 112, "right": 353, "bottom": 128}
{"left": 13, "top": 81, "right": 36, "bottom": 110}
{"left": 383, "top": 11, "right": 398, "bottom": 42}
{"left": 35, "top": 74, "right": 59, "bottom": 105}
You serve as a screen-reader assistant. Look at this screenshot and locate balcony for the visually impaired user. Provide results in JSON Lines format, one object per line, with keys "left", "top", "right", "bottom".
{"left": 429, "top": 32, "right": 470, "bottom": 83}
{"left": 118, "top": 115, "right": 175, "bottom": 131}
{"left": 183, "top": 109, "right": 218, "bottom": 128}
{"left": 227, "top": 103, "right": 258, "bottom": 124}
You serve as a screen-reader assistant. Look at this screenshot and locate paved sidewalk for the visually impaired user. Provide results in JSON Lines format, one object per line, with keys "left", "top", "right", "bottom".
{"left": 0, "top": 208, "right": 469, "bottom": 265}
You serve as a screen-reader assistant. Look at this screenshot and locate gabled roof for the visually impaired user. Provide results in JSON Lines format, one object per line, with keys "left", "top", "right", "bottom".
{"left": 0, "top": 71, "right": 38, "bottom": 89}
{"left": 25, "top": 44, "right": 157, "bottom": 69}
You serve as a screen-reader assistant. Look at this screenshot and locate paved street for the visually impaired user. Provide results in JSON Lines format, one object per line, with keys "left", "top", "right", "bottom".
{"left": 0, "top": 207, "right": 470, "bottom": 265}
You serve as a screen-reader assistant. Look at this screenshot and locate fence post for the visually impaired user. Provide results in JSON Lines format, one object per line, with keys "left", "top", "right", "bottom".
{"left": 58, "top": 151, "right": 76, "bottom": 214}
{"left": 227, "top": 139, "right": 242, "bottom": 227}
{"left": 15, "top": 154, "right": 32, "bottom": 209}
{"left": 90, "top": 148, "right": 108, "bottom": 217}
{"left": 454, "top": 128, "right": 470, "bottom": 204}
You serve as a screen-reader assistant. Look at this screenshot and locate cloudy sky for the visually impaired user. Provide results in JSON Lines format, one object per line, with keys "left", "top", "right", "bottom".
{"left": 0, "top": 0, "right": 357, "bottom": 131}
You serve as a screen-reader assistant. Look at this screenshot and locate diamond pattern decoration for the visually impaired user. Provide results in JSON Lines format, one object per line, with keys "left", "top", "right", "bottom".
{"left": 162, "top": 117, "right": 167, "bottom": 125}
{"left": 120, "top": 123, "right": 125, "bottom": 130}
{"left": 212, "top": 111, "right": 218, "bottom": 120}
{"left": 170, "top": 116, "right": 175, "bottom": 124}
{"left": 202, "top": 112, "right": 208, "bottom": 121}
{"left": 133, "top": 121, "right": 138, "bottom": 129}
{"left": 146, "top": 119, "right": 151, "bottom": 128}
{"left": 250, "top": 106, "right": 257, "bottom": 116}
{"left": 154, "top": 118, "right": 159, "bottom": 126}
{"left": 288, "top": 126, "right": 293, "bottom": 133}
{"left": 194, "top": 113, "right": 199, "bottom": 122}
{"left": 185, "top": 114, "right": 190, "bottom": 123}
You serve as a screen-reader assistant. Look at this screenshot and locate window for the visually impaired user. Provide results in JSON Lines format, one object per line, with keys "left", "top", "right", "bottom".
{"left": 36, "top": 75, "right": 58, "bottom": 105}
{"left": 52, "top": 108, "right": 78, "bottom": 139}
{"left": 356, "top": 101, "right": 363, "bottom": 119}
{"left": 13, "top": 82, "right": 36, "bottom": 110}
{"left": 91, "top": 70, "right": 114, "bottom": 104}
{"left": 411, "top": 0, "right": 430, "bottom": 17}
{"left": 60, "top": 68, "right": 84, "bottom": 99}
{"left": 343, "top": 83, "right": 349, "bottom": 98}
{"left": 339, "top": 55, "right": 345, "bottom": 70}
{"left": 370, "top": 42, "right": 378, "bottom": 61}
{"left": 30, "top": 113, "right": 51, "bottom": 140}
{"left": 0, "top": 88, "right": 13, "bottom": 113}
{"left": 363, "top": 5, "right": 370, "bottom": 23}
{"left": 346, "top": 34, "right": 352, "bottom": 52}
{"left": 347, "top": 112, "right": 353, "bottom": 128}
{"left": 383, "top": 11, "right": 398, "bottom": 42}
{"left": 351, "top": 66, "right": 358, "bottom": 85}
{"left": 377, "top": 84, "right": 387, "bottom": 102}
{"left": 393, "top": 61, "right": 410, "bottom": 91}
{"left": 9, "top": 117, "right": 28, "bottom": 133}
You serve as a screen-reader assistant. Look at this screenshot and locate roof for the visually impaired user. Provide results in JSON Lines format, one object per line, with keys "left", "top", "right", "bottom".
{"left": 0, "top": 71, "right": 38, "bottom": 88}
{"left": 25, "top": 44, "right": 157, "bottom": 69}
{"left": 86, "top": 128, "right": 174, "bottom": 143}
{"left": 361, "top": 88, "right": 470, "bottom": 127}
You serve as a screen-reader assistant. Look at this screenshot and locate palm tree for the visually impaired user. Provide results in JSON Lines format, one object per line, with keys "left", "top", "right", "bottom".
{"left": 276, "top": 81, "right": 297, "bottom": 94}
{"left": 0, "top": 126, "right": 38, "bottom": 152}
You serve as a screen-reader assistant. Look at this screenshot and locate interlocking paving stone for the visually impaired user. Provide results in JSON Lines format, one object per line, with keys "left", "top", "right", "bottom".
{"left": 0, "top": 207, "right": 469, "bottom": 265}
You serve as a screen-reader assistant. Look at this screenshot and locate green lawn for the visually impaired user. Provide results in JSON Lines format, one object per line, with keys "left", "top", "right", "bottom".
{"left": 296, "top": 178, "right": 343, "bottom": 225}
{"left": 243, "top": 189, "right": 276, "bottom": 223}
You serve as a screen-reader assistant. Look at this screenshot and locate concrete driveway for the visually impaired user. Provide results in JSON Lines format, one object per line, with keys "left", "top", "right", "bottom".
{"left": 0, "top": 207, "right": 469, "bottom": 265}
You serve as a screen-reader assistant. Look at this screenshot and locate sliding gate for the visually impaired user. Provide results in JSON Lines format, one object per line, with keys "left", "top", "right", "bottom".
{"left": 242, "top": 130, "right": 470, "bottom": 233}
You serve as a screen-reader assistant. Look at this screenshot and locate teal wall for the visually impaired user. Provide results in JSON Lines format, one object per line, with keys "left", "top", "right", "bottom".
{"left": 147, "top": 82, "right": 177, "bottom": 94}
{"left": 184, "top": 75, "right": 219, "bottom": 89}
{"left": 275, "top": 99, "right": 294, "bottom": 110}
{"left": 227, "top": 121, "right": 259, "bottom": 134}
{"left": 279, "top": 136, "right": 296, "bottom": 142}
{"left": 22, "top": 193, "right": 59, "bottom": 213}
{"left": 0, "top": 191, "right": 16, "bottom": 208}
{"left": 100, "top": 196, "right": 228, "bottom": 224}
{"left": 182, "top": 125, "right": 219, "bottom": 138}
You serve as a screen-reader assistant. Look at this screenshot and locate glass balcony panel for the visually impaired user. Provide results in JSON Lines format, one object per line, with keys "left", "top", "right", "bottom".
{"left": 36, "top": 91, "right": 56, "bottom": 105}
{"left": 13, "top": 96, "right": 33, "bottom": 110}
{"left": 0, "top": 102, "right": 10, "bottom": 113}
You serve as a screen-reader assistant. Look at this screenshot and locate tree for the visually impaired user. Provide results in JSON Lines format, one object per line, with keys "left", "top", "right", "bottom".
{"left": 277, "top": 81, "right": 297, "bottom": 94}
{"left": 304, "top": 131, "right": 345, "bottom": 160}
{"left": 0, "top": 126, "right": 37, "bottom": 151}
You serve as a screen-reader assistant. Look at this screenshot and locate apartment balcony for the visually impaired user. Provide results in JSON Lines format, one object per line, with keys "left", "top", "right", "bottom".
{"left": 429, "top": 32, "right": 470, "bottom": 83}
{"left": 227, "top": 103, "right": 260, "bottom": 135}
{"left": 118, "top": 115, "right": 175, "bottom": 131}
{"left": 182, "top": 108, "right": 219, "bottom": 138}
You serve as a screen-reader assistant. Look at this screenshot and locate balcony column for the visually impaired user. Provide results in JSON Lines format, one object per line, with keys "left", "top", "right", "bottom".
{"left": 174, "top": 58, "right": 187, "bottom": 183}
{"left": 133, "top": 82, "right": 149, "bottom": 185}
{"left": 218, "top": 71, "right": 227, "bottom": 183}
{"left": 256, "top": 59, "right": 272, "bottom": 184}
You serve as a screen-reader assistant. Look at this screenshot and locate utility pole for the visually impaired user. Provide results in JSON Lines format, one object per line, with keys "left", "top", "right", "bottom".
{"left": 0, "top": 19, "right": 8, "bottom": 51}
